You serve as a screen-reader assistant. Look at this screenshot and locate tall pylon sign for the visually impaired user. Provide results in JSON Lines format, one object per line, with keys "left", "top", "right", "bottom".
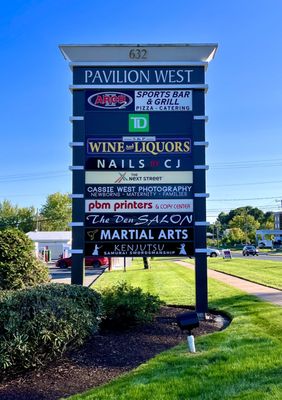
{"left": 60, "top": 43, "right": 217, "bottom": 313}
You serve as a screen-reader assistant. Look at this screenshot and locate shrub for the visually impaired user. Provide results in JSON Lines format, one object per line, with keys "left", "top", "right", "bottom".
{"left": 0, "top": 283, "right": 102, "bottom": 378}
{"left": 0, "top": 228, "right": 50, "bottom": 290}
{"left": 100, "top": 282, "right": 163, "bottom": 329}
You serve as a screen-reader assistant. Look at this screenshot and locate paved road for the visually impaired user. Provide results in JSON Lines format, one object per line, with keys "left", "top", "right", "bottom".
{"left": 231, "top": 253, "right": 282, "bottom": 262}
{"left": 49, "top": 265, "right": 106, "bottom": 286}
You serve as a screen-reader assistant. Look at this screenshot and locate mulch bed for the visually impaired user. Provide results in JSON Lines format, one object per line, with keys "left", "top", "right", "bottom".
{"left": 0, "top": 306, "right": 229, "bottom": 400}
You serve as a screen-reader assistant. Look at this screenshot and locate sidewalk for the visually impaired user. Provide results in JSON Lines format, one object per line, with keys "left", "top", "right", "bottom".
{"left": 176, "top": 261, "right": 282, "bottom": 307}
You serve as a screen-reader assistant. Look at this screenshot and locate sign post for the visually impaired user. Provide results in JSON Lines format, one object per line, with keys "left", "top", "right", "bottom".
{"left": 60, "top": 43, "right": 217, "bottom": 313}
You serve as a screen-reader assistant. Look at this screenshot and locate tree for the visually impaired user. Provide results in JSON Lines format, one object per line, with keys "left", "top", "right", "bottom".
{"left": 229, "top": 213, "right": 260, "bottom": 244}
{"left": 261, "top": 212, "right": 274, "bottom": 229}
{"left": 40, "top": 193, "right": 71, "bottom": 231}
{"left": 224, "top": 228, "right": 245, "bottom": 245}
{"left": 0, "top": 200, "right": 36, "bottom": 232}
{"left": 143, "top": 257, "right": 150, "bottom": 269}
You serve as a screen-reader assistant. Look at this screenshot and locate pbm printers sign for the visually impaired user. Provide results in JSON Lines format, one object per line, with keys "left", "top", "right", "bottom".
{"left": 85, "top": 199, "right": 193, "bottom": 213}
{"left": 135, "top": 90, "right": 192, "bottom": 112}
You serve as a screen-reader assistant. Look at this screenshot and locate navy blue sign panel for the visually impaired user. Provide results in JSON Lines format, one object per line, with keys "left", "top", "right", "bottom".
{"left": 85, "top": 241, "right": 194, "bottom": 257}
{"left": 85, "top": 227, "right": 194, "bottom": 242}
{"left": 84, "top": 111, "right": 193, "bottom": 134}
{"left": 85, "top": 212, "right": 193, "bottom": 227}
{"left": 85, "top": 155, "right": 193, "bottom": 171}
{"left": 73, "top": 66, "right": 205, "bottom": 85}
{"left": 86, "top": 137, "right": 191, "bottom": 156}
{"left": 85, "top": 184, "right": 193, "bottom": 199}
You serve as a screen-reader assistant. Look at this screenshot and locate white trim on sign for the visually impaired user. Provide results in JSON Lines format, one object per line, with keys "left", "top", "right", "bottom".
{"left": 70, "top": 61, "right": 208, "bottom": 68}
{"left": 69, "top": 142, "right": 84, "bottom": 147}
{"left": 195, "top": 221, "right": 210, "bottom": 226}
{"left": 195, "top": 248, "right": 208, "bottom": 254}
{"left": 69, "top": 116, "right": 84, "bottom": 121}
{"left": 194, "top": 165, "right": 209, "bottom": 170}
{"left": 70, "top": 249, "right": 84, "bottom": 254}
{"left": 69, "top": 222, "right": 84, "bottom": 227}
{"left": 69, "top": 166, "right": 84, "bottom": 170}
{"left": 194, "top": 193, "right": 209, "bottom": 198}
{"left": 194, "top": 141, "right": 209, "bottom": 147}
{"left": 70, "top": 84, "right": 208, "bottom": 91}
{"left": 194, "top": 115, "right": 208, "bottom": 121}
{"left": 69, "top": 194, "right": 84, "bottom": 199}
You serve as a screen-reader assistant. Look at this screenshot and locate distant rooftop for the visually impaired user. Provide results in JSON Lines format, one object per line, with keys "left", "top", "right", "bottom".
{"left": 27, "top": 231, "right": 71, "bottom": 241}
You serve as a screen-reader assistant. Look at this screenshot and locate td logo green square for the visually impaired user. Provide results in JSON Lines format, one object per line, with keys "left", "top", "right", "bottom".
{"left": 129, "top": 114, "right": 149, "bottom": 132}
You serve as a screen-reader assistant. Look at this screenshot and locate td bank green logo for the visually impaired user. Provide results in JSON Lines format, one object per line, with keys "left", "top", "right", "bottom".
{"left": 129, "top": 114, "right": 149, "bottom": 132}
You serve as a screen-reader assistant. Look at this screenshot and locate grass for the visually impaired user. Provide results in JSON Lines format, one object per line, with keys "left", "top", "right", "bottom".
{"left": 68, "top": 258, "right": 282, "bottom": 400}
{"left": 207, "top": 258, "right": 282, "bottom": 290}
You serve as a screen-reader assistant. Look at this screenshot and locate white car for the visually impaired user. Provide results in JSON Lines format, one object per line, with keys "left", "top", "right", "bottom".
{"left": 206, "top": 248, "right": 221, "bottom": 257}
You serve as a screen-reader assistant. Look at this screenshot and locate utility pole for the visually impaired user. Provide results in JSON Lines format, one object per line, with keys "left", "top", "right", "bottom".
{"left": 36, "top": 208, "right": 40, "bottom": 231}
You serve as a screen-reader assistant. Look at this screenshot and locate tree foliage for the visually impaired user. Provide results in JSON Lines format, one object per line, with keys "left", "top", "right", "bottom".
{"left": 0, "top": 200, "right": 36, "bottom": 233}
{"left": 213, "top": 206, "right": 274, "bottom": 246}
{"left": 224, "top": 228, "right": 245, "bottom": 244}
{"left": 216, "top": 207, "right": 274, "bottom": 231}
{"left": 229, "top": 213, "right": 260, "bottom": 243}
{"left": 40, "top": 192, "right": 71, "bottom": 231}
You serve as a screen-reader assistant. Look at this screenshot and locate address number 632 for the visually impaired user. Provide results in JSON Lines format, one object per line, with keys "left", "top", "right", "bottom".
{"left": 129, "top": 48, "right": 147, "bottom": 59}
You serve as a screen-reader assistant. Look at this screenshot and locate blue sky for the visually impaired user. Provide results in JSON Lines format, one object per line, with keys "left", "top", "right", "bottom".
{"left": 0, "top": 0, "right": 282, "bottom": 222}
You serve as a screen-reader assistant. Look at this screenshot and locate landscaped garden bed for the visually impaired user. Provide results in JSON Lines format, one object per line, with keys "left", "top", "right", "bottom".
{"left": 0, "top": 306, "right": 224, "bottom": 400}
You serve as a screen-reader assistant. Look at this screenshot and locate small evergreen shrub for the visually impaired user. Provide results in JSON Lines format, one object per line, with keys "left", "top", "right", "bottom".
{"left": 0, "top": 228, "right": 49, "bottom": 290}
{"left": 100, "top": 282, "right": 163, "bottom": 329}
{"left": 0, "top": 283, "right": 102, "bottom": 378}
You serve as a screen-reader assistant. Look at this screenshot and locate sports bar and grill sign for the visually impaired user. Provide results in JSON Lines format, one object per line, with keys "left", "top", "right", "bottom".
{"left": 60, "top": 44, "right": 217, "bottom": 314}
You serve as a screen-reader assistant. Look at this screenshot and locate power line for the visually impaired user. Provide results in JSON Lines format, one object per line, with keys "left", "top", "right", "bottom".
{"left": 0, "top": 170, "right": 69, "bottom": 183}
{"left": 208, "top": 196, "right": 282, "bottom": 202}
{"left": 0, "top": 194, "right": 50, "bottom": 198}
{"left": 208, "top": 179, "right": 282, "bottom": 188}
{"left": 208, "top": 158, "right": 282, "bottom": 171}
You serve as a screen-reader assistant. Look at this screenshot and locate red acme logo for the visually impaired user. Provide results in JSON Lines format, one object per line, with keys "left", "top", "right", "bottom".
{"left": 88, "top": 92, "right": 133, "bottom": 110}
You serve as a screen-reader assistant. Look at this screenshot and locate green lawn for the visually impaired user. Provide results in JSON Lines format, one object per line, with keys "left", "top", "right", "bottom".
{"left": 207, "top": 258, "right": 282, "bottom": 290}
{"left": 69, "top": 258, "right": 282, "bottom": 400}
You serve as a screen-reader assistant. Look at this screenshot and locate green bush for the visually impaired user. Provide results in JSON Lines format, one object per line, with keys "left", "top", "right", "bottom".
{"left": 0, "top": 283, "right": 102, "bottom": 378}
{"left": 0, "top": 228, "right": 50, "bottom": 290}
{"left": 100, "top": 282, "right": 163, "bottom": 329}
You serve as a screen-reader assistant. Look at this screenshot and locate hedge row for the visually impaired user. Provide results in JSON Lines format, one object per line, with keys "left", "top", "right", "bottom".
{"left": 0, "top": 281, "right": 163, "bottom": 380}
{"left": 0, "top": 284, "right": 102, "bottom": 378}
